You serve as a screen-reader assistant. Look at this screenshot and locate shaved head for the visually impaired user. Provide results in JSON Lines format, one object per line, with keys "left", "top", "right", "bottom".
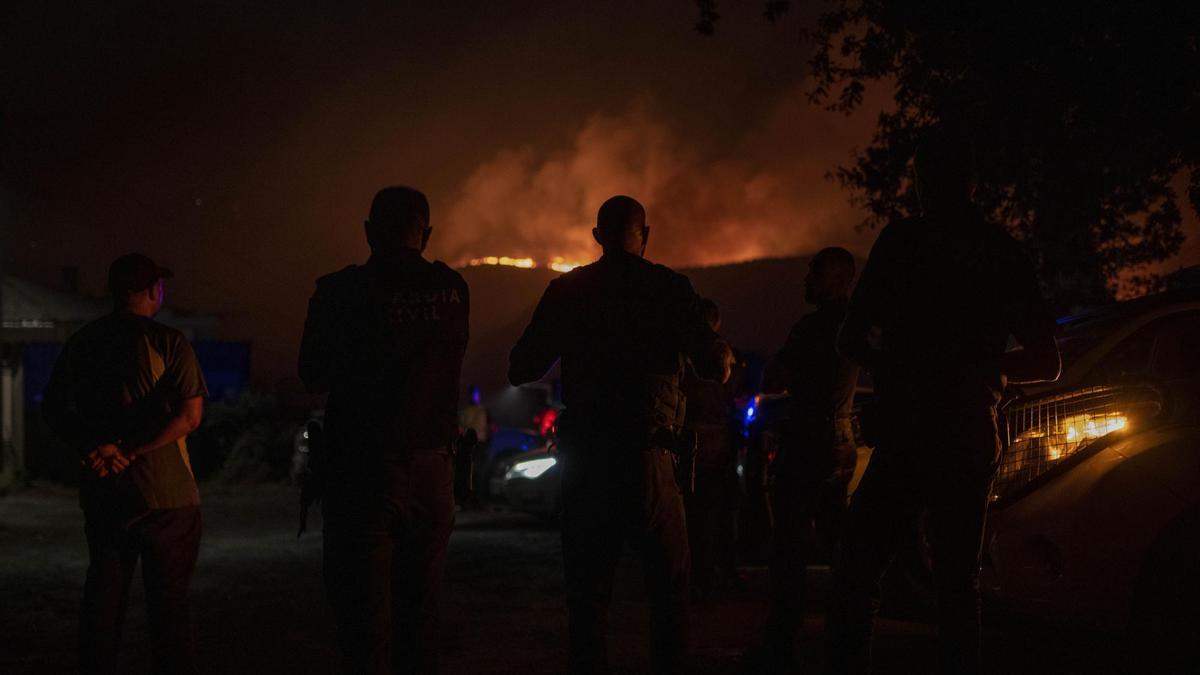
{"left": 366, "top": 185, "right": 432, "bottom": 252}
{"left": 594, "top": 195, "right": 649, "bottom": 255}
{"left": 811, "top": 246, "right": 856, "bottom": 278}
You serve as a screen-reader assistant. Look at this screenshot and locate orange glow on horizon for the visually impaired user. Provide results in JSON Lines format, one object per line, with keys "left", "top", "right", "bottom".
{"left": 462, "top": 256, "right": 586, "bottom": 273}
{"left": 465, "top": 256, "right": 537, "bottom": 269}
{"left": 458, "top": 246, "right": 782, "bottom": 273}
{"left": 548, "top": 257, "right": 581, "bottom": 273}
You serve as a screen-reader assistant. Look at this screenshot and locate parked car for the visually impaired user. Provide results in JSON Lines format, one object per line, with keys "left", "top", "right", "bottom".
{"left": 289, "top": 408, "right": 548, "bottom": 499}
{"left": 481, "top": 426, "right": 549, "bottom": 500}
{"left": 981, "top": 288, "right": 1200, "bottom": 652}
{"left": 500, "top": 447, "right": 562, "bottom": 517}
{"left": 497, "top": 396, "right": 762, "bottom": 522}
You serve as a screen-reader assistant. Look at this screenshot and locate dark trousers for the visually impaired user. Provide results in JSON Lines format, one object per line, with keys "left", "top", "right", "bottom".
{"left": 828, "top": 410, "right": 1000, "bottom": 675}
{"left": 322, "top": 452, "right": 456, "bottom": 675}
{"left": 80, "top": 506, "right": 202, "bottom": 675}
{"left": 560, "top": 446, "right": 690, "bottom": 674}
{"left": 469, "top": 441, "right": 491, "bottom": 505}
{"left": 685, "top": 468, "right": 738, "bottom": 595}
{"left": 764, "top": 465, "right": 852, "bottom": 655}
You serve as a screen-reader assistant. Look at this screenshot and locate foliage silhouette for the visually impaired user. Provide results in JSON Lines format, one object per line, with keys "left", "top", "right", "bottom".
{"left": 698, "top": 1, "right": 1200, "bottom": 309}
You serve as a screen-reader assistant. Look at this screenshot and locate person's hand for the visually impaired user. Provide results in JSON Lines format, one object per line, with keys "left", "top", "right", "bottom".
{"left": 85, "top": 443, "right": 130, "bottom": 477}
{"left": 720, "top": 344, "right": 736, "bottom": 384}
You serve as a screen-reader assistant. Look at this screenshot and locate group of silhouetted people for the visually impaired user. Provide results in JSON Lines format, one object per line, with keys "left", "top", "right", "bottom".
{"left": 43, "top": 124, "right": 1060, "bottom": 674}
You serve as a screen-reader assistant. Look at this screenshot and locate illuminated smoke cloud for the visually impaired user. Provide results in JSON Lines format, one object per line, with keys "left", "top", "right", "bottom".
{"left": 437, "top": 88, "right": 886, "bottom": 269}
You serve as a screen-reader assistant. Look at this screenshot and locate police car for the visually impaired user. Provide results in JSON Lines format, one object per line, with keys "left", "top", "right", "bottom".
{"left": 981, "top": 287, "right": 1200, "bottom": 653}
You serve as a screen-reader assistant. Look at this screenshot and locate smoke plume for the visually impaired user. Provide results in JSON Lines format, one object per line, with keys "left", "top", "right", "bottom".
{"left": 438, "top": 89, "right": 887, "bottom": 268}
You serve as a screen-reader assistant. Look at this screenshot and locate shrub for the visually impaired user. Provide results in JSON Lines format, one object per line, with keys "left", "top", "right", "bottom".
{"left": 189, "top": 391, "right": 300, "bottom": 483}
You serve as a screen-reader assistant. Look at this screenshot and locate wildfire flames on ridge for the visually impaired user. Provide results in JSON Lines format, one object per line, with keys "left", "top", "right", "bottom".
{"left": 463, "top": 256, "right": 583, "bottom": 273}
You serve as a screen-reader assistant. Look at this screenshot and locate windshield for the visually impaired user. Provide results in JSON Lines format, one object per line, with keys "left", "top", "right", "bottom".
{"left": 1056, "top": 334, "right": 1098, "bottom": 369}
{"left": 1055, "top": 313, "right": 1125, "bottom": 369}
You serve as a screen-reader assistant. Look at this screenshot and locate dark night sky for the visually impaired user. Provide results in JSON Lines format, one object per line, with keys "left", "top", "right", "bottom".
{"left": 4, "top": 1, "right": 1197, "bottom": 388}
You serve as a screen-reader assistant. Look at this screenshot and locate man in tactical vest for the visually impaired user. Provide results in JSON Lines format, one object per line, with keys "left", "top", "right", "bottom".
{"left": 509, "top": 195, "right": 733, "bottom": 674}
{"left": 299, "top": 186, "right": 469, "bottom": 675}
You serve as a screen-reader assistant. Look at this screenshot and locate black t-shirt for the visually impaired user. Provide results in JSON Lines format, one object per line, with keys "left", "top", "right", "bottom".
{"left": 299, "top": 249, "right": 470, "bottom": 456}
{"left": 509, "top": 251, "right": 728, "bottom": 436}
{"left": 43, "top": 312, "right": 208, "bottom": 511}
{"left": 842, "top": 209, "right": 1056, "bottom": 412}
{"left": 776, "top": 300, "right": 859, "bottom": 424}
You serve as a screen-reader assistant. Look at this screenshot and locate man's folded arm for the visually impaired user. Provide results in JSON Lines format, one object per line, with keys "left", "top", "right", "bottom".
{"left": 126, "top": 396, "right": 204, "bottom": 458}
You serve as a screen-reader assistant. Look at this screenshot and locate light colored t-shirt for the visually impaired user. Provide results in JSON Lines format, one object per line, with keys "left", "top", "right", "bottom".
{"left": 43, "top": 312, "right": 208, "bottom": 515}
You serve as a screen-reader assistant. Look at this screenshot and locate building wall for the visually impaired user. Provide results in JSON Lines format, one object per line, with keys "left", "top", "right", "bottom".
{"left": 0, "top": 348, "right": 25, "bottom": 490}
{"left": 0, "top": 339, "right": 250, "bottom": 485}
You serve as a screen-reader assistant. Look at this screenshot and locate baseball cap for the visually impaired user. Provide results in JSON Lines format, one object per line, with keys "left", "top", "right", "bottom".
{"left": 107, "top": 253, "right": 174, "bottom": 296}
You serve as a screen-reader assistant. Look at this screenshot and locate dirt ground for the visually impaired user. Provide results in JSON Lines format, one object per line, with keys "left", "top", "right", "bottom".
{"left": 1, "top": 484, "right": 1129, "bottom": 674}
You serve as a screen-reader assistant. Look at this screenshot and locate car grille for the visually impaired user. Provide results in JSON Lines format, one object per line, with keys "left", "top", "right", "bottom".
{"left": 993, "top": 385, "right": 1160, "bottom": 504}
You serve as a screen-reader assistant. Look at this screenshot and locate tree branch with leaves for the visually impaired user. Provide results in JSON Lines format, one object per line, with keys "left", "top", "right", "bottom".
{"left": 699, "top": 0, "right": 1200, "bottom": 309}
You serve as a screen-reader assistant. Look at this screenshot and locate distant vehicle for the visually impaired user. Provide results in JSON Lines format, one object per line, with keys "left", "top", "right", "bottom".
{"left": 499, "top": 447, "right": 561, "bottom": 517}
{"left": 982, "top": 288, "right": 1200, "bottom": 650}
{"left": 482, "top": 426, "right": 549, "bottom": 500}
{"left": 497, "top": 397, "right": 755, "bottom": 521}
{"left": 497, "top": 388, "right": 882, "bottom": 531}
{"left": 288, "top": 404, "right": 552, "bottom": 499}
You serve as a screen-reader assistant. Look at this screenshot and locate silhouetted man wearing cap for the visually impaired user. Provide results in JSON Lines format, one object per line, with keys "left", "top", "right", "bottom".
{"left": 829, "top": 127, "right": 1061, "bottom": 674}
{"left": 44, "top": 254, "right": 207, "bottom": 675}
{"left": 509, "top": 195, "right": 732, "bottom": 674}
{"left": 299, "top": 186, "right": 469, "bottom": 675}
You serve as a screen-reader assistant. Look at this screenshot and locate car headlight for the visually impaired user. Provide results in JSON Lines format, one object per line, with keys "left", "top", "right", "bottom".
{"left": 506, "top": 456, "right": 557, "bottom": 480}
{"left": 1014, "top": 411, "right": 1128, "bottom": 461}
{"left": 993, "top": 385, "right": 1158, "bottom": 504}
